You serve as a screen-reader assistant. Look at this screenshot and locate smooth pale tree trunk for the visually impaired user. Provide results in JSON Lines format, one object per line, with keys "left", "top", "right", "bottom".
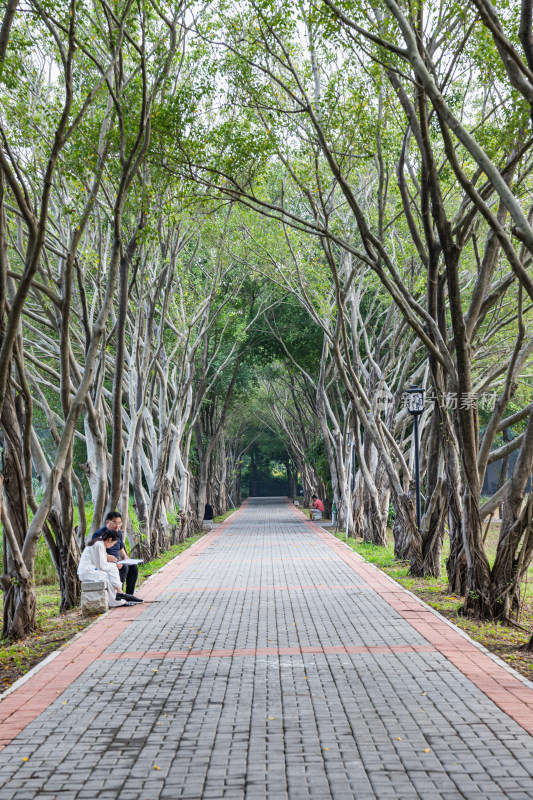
{"left": 145, "top": 368, "right": 173, "bottom": 556}
{"left": 131, "top": 432, "right": 151, "bottom": 560}
{"left": 316, "top": 345, "right": 344, "bottom": 519}
{"left": 216, "top": 436, "right": 229, "bottom": 514}
{"left": 363, "top": 489, "right": 387, "bottom": 546}
{"left": 351, "top": 476, "right": 365, "bottom": 539}
{"left": 358, "top": 429, "right": 387, "bottom": 546}
{"left": 148, "top": 436, "right": 172, "bottom": 557}
{"left": 195, "top": 359, "right": 241, "bottom": 520}
{"left": 82, "top": 404, "right": 109, "bottom": 534}
{"left": 195, "top": 418, "right": 209, "bottom": 521}
{"left": 176, "top": 434, "right": 197, "bottom": 540}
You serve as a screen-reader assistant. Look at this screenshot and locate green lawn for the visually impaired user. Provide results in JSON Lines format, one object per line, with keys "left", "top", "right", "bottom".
{"left": 213, "top": 507, "right": 239, "bottom": 523}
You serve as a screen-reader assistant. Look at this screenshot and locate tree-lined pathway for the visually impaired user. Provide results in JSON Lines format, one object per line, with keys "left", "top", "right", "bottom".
{"left": 1, "top": 498, "right": 533, "bottom": 799}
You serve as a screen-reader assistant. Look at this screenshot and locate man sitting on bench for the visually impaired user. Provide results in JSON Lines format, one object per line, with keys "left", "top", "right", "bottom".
{"left": 309, "top": 495, "right": 325, "bottom": 520}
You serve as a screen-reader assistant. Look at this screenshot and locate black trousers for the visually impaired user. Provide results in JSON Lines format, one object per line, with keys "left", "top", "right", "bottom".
{"left": 121, "top": 564, "right": 138, "bottom": 595}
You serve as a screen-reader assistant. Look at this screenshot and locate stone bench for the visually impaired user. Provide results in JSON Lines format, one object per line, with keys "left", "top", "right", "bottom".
{"left": 80, "top": 580, "right": 108, "bottom": 616}
{"left": 311, "top": 510, "right": 323, "bottom": 521}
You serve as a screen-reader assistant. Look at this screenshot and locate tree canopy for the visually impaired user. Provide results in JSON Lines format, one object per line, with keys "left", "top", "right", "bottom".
{"left": 1, "top": 0, "right": 533, "bottom": 639}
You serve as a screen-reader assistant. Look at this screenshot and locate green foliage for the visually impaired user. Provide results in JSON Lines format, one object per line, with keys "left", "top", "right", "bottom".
{"left": 246, "top": 295, "right": 324, "bottom": 375}
{"left": 34, "top": 540, "right": 58, "bottom": 586}
{"left": 306, "top": 437, "right": 331, "bottom": 495}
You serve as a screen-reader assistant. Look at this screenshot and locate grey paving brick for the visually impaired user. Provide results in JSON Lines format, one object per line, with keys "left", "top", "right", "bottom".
{"left": 1, "top": 499, "right": 533, "bottom": 799}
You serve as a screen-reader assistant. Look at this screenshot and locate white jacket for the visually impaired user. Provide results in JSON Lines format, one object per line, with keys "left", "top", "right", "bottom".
{"left": 77, "top": 540, "right": 122, "bottom": 590}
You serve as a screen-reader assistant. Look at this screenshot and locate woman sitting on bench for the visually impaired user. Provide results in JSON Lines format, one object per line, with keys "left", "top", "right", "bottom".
{"left": 78, "top": 530, "right": 129, "bottom": 608}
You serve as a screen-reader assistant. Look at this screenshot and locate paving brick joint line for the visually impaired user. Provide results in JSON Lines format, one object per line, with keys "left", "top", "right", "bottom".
{"left": 1, "top": 498, "right": 533, "bottom": 799}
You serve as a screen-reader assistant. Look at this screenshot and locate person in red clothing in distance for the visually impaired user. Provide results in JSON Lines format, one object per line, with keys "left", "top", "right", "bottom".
{"left": 309, "top": 495, "right": 325, "bottom": 519}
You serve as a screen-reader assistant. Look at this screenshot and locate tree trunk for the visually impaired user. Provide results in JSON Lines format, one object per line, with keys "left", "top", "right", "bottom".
{"left": 486, "top": 408, "right": 533, "bottom": 619}
{"left": 82, "top": 404, "right": 109, "bottom": 534}
{"left": 461, "top": 485, "right": 492, "bottom": 616}
{"left": 1, "top": 375, "right": 33, "bottom": 638}
{"left": 47, "top": 501, "right": 81, "bottom": 612}
{"left": 351, "top": 477, "right": 364, "bottom": 538}
{"left": 109, "top": 226, "right": 144, "bottom": 512}
{"left": 497, "top": 427, "right": 512, "bottom": 519}
{"left": 488, "top": 499, "right": 532, "bottom": 620}
{"left": 420, "top": 414, "right": 446, "bottom": 577}
{"left": 1, "top": 574, "right": 36, "bottom": 641}
{"left": 444, "top": 432, "right": 467, "bottom": 594}
{"left": 131, "top": 432, "right": 151, "bottom": 559}
{"left": 394, "top": 490, "right": 424, "bottom": 575}
{"left": 363, "top": 487, "right": 387, "bottom": 546}
{"left": 391, "top": 492, "right": 410, "bottom": 559}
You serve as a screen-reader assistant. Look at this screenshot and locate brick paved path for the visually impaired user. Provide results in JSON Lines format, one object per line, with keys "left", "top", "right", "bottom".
{"left": 1, "top": 498, "right": 533, "bottom": 799}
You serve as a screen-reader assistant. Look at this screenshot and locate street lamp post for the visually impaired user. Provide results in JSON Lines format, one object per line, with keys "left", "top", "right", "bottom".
{"left": 404, "top": 386, "right": 425, "bottom": 531}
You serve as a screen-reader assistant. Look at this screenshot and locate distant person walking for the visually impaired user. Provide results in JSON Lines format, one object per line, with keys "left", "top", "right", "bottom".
{"left": 309, "top": 495, "right": 325, "bottom": 519}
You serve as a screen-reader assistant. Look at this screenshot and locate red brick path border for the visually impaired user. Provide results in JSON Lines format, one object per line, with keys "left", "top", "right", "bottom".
{"left": 167, "top": 583, "right": 363, "bottom": 592}
{"left": 288, "top": 500, "right": 533, "bottom": 737}
{"left": 98, "top": 644, "right": 436, "bottom": 660}
{"left": 0, "top": 503, "right": 248, "bottom": 750}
